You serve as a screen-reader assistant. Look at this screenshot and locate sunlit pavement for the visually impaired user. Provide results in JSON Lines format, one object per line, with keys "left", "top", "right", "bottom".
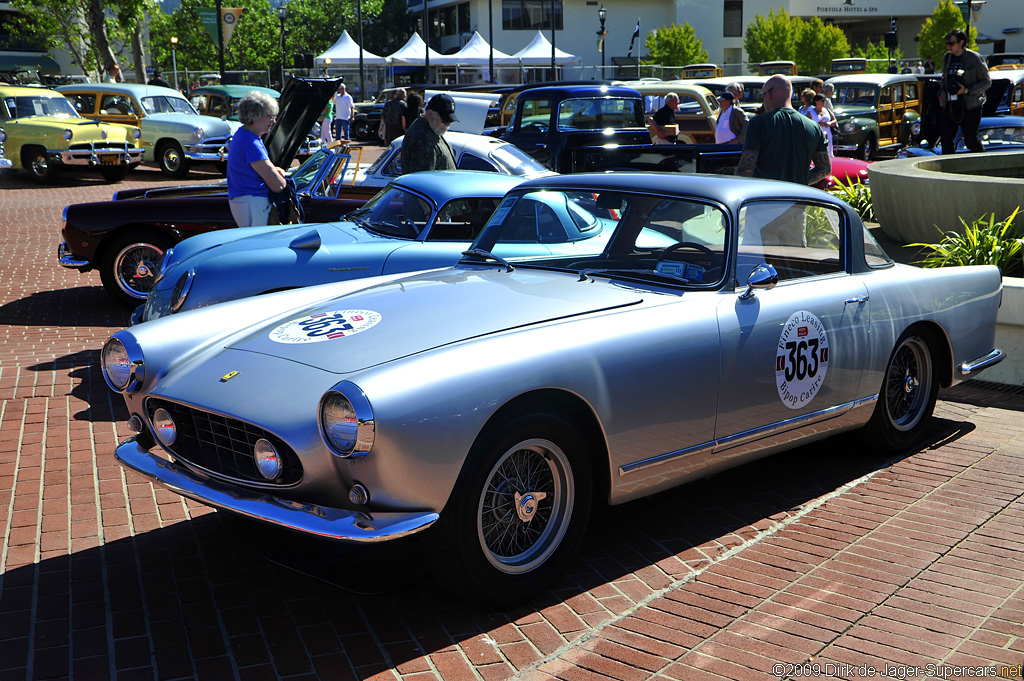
{"left": 0, "top": 158, "right": 1021, "bottom": 681}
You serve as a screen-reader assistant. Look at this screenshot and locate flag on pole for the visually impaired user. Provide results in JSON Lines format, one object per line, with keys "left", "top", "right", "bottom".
{"left": 627, "top": 19, "right": 640, "bottom": 58}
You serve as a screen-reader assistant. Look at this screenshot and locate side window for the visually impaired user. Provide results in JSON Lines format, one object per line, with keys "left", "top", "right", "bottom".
{"left": 383, "top": 153, "right": 402, "bottom": 176}
{"left": 737, "top": 201, "right": 843, "bottom": 283}
{"left": 428, "top": 198, "right": 501, "bottom": 241}
{"left": 457, "top": 153, "right": 498, "bottom": 172}
{"left": 518, "top": 98, "right": 551, "bottom": 134}
{"left": 904, "top": 82, "right": 918, "bottom": 102}
{"left": 68, "top": 93, "right": 96, "bottom": 114}
{"left": 893, "top": 84, "right": 905, "bottom": 104}
{"left": 100, "top": 94, "right": 131, "bottom": 116}
{"left": 190, "top": 94, "right": 208, "bottom": 113}
{"left": 209, "top": 96, "right": 228, "bottom": 116}
{"left": 879, "top": 87, "right": 892, "bottom": 106}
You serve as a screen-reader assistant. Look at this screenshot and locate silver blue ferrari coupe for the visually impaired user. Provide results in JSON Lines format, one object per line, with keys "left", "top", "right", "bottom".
{"left": 103, "top": 173, "right": 1005, "bottom": 604}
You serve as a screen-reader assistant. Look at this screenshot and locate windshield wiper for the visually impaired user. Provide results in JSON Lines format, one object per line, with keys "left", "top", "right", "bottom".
{"left": 461, "top": 248, "right": 515, "bottom": 272}
{"left": 577, "top": 268, "right": 683, "bottom": 284}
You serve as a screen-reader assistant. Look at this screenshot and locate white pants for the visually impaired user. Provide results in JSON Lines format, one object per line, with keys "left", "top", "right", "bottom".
{"left": 229, "top": 194, "right": 271, "bottom": 228}
{"left": 321, "top": 118, "right": 333, "bottom": 145}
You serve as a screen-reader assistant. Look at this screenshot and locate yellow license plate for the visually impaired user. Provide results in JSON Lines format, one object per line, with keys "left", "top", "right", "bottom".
{"left": 98, "top": 154, "right": 119, "bottom": 166}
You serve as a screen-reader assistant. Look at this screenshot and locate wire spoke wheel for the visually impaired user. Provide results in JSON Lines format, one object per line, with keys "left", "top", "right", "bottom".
{"left": 884, "top": 335, "right": 932, "bottom": 432}
{"left": 477, "top": 438, "right": 574, "bottom": 574}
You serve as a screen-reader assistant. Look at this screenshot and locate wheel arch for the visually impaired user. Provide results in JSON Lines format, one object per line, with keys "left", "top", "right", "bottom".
{"left": 96, "top": 223, "right": 180, "bottom": 265}
{"left": 898, "top": 320, "right": 953, "bottom": 389}
{"left": 465, "top": 388, "right": 611, "bottom": 507}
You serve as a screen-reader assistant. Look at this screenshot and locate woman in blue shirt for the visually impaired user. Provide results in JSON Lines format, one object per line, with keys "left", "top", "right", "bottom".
{"left": 227, "top": 91, "right": 287, "bottom": 227}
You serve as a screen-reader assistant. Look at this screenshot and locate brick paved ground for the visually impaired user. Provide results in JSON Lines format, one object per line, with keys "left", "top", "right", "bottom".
{"left": 0, "top": 158, "right": 1021, "bottom": 681}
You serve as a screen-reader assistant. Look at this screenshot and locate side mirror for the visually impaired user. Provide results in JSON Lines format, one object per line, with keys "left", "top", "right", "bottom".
{"left": 739, "top": 263, "right": 778, "bottom": 300}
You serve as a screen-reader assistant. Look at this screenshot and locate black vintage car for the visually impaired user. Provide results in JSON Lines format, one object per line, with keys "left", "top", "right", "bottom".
{"left": 57, "top": 78, "right": 361, "bottom": 308}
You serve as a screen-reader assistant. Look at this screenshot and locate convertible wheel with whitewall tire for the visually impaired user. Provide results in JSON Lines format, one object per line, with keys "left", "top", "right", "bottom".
{"left": 99, "top": 231, "right": 174, "bottom": 308}
{"left": 157, "top": 141, "right": 190, "bottom": 178}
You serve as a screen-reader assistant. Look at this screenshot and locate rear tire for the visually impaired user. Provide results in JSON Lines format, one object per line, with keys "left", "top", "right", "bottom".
{"left": 428, "top": 412, "right": 592, "bottom": 605}
{"left": 157, "top": 141, "right": 190, "bottom": 178}
{"left": 858, "top": 136, "right": 877, "bottom": 161}
{"left": 860, "top": 330, "right": 938, "bottom": 453}
{"left": 99, "top": 230, "right": 175, "bottom": 308}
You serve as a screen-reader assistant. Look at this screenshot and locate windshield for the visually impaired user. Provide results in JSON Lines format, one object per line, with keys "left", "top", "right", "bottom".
{"left": 473, "top": 188, "right": 727, "bottom": 286}
{"left": 556, "top": 97, "right": 646, "bottom": 131}
{"left": 345, "top": 186, "right": 436, "bottom": 239}
{"left": 3, "top": 95, "right": 80, "bottom": 119}
{"left": 141, "top": 95, "right": 199, "bottom": 115}
{"left": 489, "top": 145, "right": 548, "bottom": 176}
{"left": 832, "top": 86, "right": 878, "bottom": 106}
{"left": 973, "top": 125, "right": 1024, "bottom": 150}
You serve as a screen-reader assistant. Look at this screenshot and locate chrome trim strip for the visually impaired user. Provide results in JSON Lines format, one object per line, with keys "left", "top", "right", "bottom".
{"left": 619, "top": 395, "right": 878, "bottom": 476}
{"left": 57, "top": 242, "right": 90, "bottom": 268}
{"left": 958, "top": 348, "right": 1005, "bottom": 376}
{"left": 115, "top": 437, "right": 438, "bottom": 542}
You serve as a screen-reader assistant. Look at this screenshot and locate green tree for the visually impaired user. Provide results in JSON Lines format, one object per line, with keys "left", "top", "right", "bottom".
{"left": 850, "top": 39, "right": 905, "bottom": 73}
{"left": 642, "top": 22, "right": 709, "bottom": 68}
{"left": 918, "top": 0, "right": 976, "bottom": 65}
{"left": 793, "top": 16, "right": 849, "bottom": 75}
{"left": 743, "top": 6, "right": 798, "bottom": 71}
{"left": 7, "top": 0, "right": 148, "bottom": 78}
{"left": 282, "top": 0, "right": 385, "bottom": 62}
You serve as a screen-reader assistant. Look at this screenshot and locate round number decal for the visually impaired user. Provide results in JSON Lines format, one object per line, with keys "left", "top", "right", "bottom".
{"left": 776, "top": 311, "right": 829, "bottom": 409}
{"left": 269, "top": 310, "right": 381, "bottom": 344}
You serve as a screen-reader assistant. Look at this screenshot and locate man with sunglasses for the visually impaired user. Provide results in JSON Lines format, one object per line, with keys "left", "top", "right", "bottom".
{"left": 736, "top": 74, "right": 830, "bottom": 186}
{"left": 939, "top": 29, "right": 990, "bottom": 154}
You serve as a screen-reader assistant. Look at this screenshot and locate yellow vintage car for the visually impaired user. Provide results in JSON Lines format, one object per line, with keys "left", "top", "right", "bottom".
{"left": 618, "top": 81, "right": 721, "bottom": 144}
{"left": 0, "top": 85, "right": 142, "bottom": 183}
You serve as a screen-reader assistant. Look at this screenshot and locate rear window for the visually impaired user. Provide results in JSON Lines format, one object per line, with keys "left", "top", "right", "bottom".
{"left": 556, "top": 97, "right": 645, "bottom": 131}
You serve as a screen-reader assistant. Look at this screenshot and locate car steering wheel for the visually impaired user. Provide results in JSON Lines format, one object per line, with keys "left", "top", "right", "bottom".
{"left": 655, "top": 242, "right": 723, "bottom": 282}
{"left": 521, "top": 122, "right": 549, "bottom": 135}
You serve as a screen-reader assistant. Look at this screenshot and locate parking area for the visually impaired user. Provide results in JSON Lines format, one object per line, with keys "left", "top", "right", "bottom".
{"left": 0, "top": 161, "right": 1022, "bottom": 681}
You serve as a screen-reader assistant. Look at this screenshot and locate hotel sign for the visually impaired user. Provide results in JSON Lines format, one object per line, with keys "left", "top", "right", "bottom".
{"left": 789, "top": 0, "right": 935, "bottom": 15}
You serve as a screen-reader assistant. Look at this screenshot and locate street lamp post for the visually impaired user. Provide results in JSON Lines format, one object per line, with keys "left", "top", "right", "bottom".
{"left": 597, "top": 6, "right": 607, "bottom": 77}
{"left": 277, "top": 6, "right": 287, "bottom": 87}
{"left": 170, "top": 36, "right": 179, "bottom": 91}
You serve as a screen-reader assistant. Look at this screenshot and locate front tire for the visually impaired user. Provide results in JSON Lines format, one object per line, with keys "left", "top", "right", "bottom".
{"left": 352, "top": 120, "right": 371, "bottom": 140}
{"left": 858, "top": 135, "right": 877, "bottom": 161}
{"left": 157, "top": 141, "right": 190, "bottom": 178}
{"left": 99, "top": 230, "right": 174, "bottom": 308}
{"left": 429, "top": 413, "right": 592, "bottom": 605}
{"left": 24, "top": 148, "right": 59, "bottom": 184}
{"left": 861, "top": 330, "right": 938, "bottom": 453}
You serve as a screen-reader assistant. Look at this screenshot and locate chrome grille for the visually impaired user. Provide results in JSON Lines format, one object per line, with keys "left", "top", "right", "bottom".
{"left": 146, "top": 398, "right": 302, "bottom": 486}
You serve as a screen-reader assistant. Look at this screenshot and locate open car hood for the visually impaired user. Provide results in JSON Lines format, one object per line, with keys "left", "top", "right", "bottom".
{"left": 265, "top": 77, "right": 340, "bottom": 168}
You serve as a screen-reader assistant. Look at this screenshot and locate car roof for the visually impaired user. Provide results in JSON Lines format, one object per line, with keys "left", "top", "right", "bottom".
{"left": 618, "top": 82, "right": 716, "bottom": 99}
{"left": 392, "top": 170, "right": 525, "bottom": 202}
{"left": 980, "top": 115, "right": 1024, "bottom": 126}
{"left": 826, "top": 74, "right": 919, "bottom": 86}
{"left": 56, "top": 83, "right": 189, "bottom": 99}
{"left": 514, "top": 84, "right": 641, "bottom": 99}
{"left": 516, "top": 172, "right": 836, "bottom": 206}
{"left": 191, "top": 85, "right": 280, "bottom": 98}
{"left": 396, "top": 130, "right": 524, "bottom": 154}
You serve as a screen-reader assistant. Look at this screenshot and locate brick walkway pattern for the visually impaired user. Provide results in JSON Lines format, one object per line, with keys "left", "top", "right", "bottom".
{"left": 0, "top": 162, "right": 1021, "bottom": 681}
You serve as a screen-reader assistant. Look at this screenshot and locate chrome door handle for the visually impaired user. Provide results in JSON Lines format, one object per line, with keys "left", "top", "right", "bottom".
{"left": 844, "top": 295, "right": 870, "bottom": 305}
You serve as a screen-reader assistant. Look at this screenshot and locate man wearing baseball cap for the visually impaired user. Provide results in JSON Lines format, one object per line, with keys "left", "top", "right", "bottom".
{"left": 400, "top": 93, "right": 458, "bottom": 174}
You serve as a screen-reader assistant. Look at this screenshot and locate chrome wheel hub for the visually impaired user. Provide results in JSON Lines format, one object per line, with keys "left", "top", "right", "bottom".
{"left": 514, "top": 491, "right": 547, "bottom": 522}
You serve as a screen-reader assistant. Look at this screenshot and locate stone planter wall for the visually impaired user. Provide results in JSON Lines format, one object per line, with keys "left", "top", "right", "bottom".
{"left": 868, "top": 152, "right": 1024, "bottom": 245}
{"left": 986, "top": 277, "right": 1024, "bottom": 386}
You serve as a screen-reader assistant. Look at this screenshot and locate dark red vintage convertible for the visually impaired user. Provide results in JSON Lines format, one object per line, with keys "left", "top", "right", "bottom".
{"left": 57, "top": 78, "right": 359, "bottom": 307}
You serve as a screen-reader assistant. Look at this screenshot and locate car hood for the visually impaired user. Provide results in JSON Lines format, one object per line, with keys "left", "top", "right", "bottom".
{"left": 265, "top": 77, "right": 340, "bottom": 168}
{"left": 832, "top": 104, "right": 875, "bottom": 119}
{"left": 163, "top": 221, "right": 377, "bottom": 268}
{"left": 8, "top": 116, "right": 132, "bottom": 140}
{"left": 145, "top": 113, "right": 235, "bottom": 136}
{"left": 225, "top": 267, "right": 644, "bottom": 374}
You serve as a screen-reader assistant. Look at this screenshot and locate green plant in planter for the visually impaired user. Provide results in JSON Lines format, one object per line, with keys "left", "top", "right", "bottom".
{"left": 830, "top": 178, "right": 874, "bottom": 223}
{"left": 909, "top": 207, "right": 1023, "bottom": 277}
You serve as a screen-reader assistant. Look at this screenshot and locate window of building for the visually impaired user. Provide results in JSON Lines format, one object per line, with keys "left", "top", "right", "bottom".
{"left": 724, "top": 1, "right": 742, "bottom": 38}
{"left": 503, "top": 0, "right": 563, "bottom": 31}
{"left": 458, "top": 3, "right": 471, "bottom": 35}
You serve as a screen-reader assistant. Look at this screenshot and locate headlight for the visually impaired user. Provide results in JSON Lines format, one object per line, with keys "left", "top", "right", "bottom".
{"left": 101, "top": 335, "right": 145, "bottom": 393}
{"left": 170, "top": 268, "right": 195, "bottom": 313}
{"left": 319, "top": 385, "right": 374, "bottom": 457}
{"left": 312, "top": 122, "right": 321, "bottom": 136}
{"left": 192, "top": 126, "right": 205, "bottom": 141}
{"left": 62, "top": 128, "right": 73, "bottom": 141}
{"left": 253, "top": 439, "right": 283, "bottom": 480}
{"left": 841, "top": 121, "right": 856, "bottom": 134}
{"left": 0, "top": 129, "right": 6, "bottom": 143}
{"left": 133, "top": 127, "right": 142, "bottom": 139}
{"left": 911, "top": 122, "right": 921, "bottom": 135}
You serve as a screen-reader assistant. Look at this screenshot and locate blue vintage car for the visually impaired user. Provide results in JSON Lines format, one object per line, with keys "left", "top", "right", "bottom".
{"left": 137, "top": 170, "right": 671, "bottom": 323}
{"left": 105, "top": 173, "right": 1004, "bottom": 604}
{"left": 896, "top": 115, "right": 1024, "bottom": 157}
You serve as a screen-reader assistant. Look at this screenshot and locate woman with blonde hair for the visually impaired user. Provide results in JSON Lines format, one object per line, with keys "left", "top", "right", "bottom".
{"left": 227, "top": 91, "right": 287, "bottom": 227}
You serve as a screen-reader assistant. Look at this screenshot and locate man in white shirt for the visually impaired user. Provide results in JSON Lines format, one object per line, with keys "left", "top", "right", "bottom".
{"left": 332, "top": 84, "right": 355, "bottom": 141}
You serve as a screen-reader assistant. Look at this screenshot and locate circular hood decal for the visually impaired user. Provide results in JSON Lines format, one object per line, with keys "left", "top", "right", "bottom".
{"left": 269, "top": 310, "right": 382, "bottom": 344}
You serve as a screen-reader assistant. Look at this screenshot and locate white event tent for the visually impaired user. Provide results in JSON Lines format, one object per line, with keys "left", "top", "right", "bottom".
{"left": 385, "top": 33, "right": 450, "bottom": 65}
{"left": 315, "top": 30, "right": 385, "bottom": 67}
{"left": 447, "top": 31, "right": 517, "bottom": 65}
{"left": 510, "top": 31, "right": 580, "bottom": 65}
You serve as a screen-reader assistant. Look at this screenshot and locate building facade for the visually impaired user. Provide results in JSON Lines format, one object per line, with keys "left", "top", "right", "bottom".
{"left": 411, "top": 0, "right": 1023, "bottom": 76}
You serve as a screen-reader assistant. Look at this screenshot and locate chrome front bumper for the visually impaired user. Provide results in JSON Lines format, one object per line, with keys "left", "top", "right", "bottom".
{"left": 54, "top": 144, "right": 144, "bottom": 166}
{"left": 115, "top": 436, "right": 439, "bottom": 542}
{"left": 185, "top": 138, "right": 231, "bottom": 162}
{"left": 57, "top": 241, "right": 90, "bottom": 268}
{"left": 0, "top": 157, "right": 11, "bottom": 168}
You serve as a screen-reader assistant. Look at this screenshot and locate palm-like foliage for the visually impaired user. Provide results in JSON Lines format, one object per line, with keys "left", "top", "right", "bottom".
{"left": 910, "top": 208, "right": 1023, "bottom": 276}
